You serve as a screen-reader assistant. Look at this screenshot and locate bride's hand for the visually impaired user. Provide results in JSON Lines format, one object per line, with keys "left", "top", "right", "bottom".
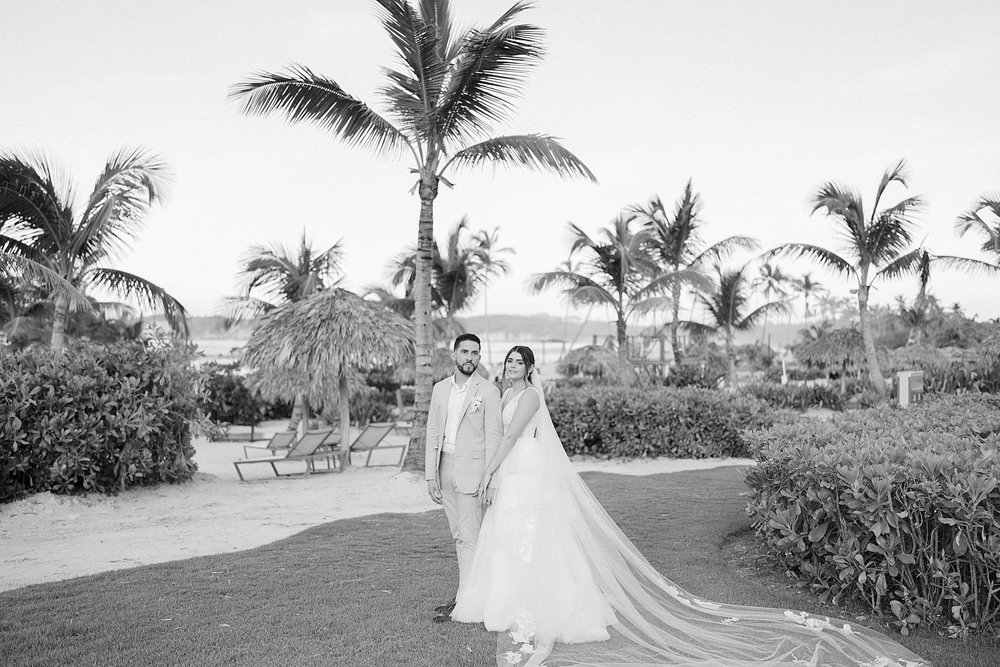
{"left": 476, "top": 472, "right": 493, "bottom": 502}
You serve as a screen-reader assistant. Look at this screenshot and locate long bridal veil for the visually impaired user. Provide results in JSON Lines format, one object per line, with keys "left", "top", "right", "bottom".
{"left": 497, "top": 374, "right": 928, "bottom": 667}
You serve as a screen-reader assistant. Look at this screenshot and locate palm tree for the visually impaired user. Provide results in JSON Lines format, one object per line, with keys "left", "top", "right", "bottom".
{"left": 628, "top": 181, "right": 757, "bottom": 364}
{"left": 692, "top": 265, "right": 789, "bottom": 387}
{"left": 223, "top": 232, "right": 345, "bottom": 434}
{"left": 223, "top": 231, "right": 344, "bottom": 324}
{"left": 0, "top": 147, "right": 187, "bottom": 353}
{"left": 230, "top": 0, "right": 594, "bottom": 469}
{"left": 768, "top": 160, "right": 927, "bottom": 396}
{"left": 531, "top": 217, "right": 680, "bottom": 378}
{"left": 752, "top": 262, "right": 790, "bottom": 345}
{"left": 956, "top": 194, "right": 1000, "bottom": 261}
{"left": 791, "top": 272, "right": 825, "bottom": 325}
{"left": 471, "top": 226, "right": 513, "bottom": 365}
{"left": 385, "top": 218, "right": 512, "bottom": 348}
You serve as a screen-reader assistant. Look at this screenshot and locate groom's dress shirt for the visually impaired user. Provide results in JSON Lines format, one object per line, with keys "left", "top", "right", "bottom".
{"left": 442, "top": 374, "right": 471, "bottom": 454}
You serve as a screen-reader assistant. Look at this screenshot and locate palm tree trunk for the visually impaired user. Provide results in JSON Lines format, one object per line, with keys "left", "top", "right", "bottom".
{"left": 403, "top": 176, "right": 438, "bottom": 471}
{"left": 50, "top": 292, "right": 70, "bottom": 354}
{"left": 670, "top": 279, "right": 682, "bottom": 365}
{"left": 725, "top": 327, "right": 736, "bottom": 388}
{"left": 297, "top": 397, "right": 310, "bottom": 440}
{"left": 288, "top": 392, "right": 306, "bottom": 433}
{"left": 857, "top": 282, "right": 887, "bottom": 398}
{"left": 616, "top": 304, "right": 629, "bottom": 385}
{"left": 759, "top": 288, "right": 769, "bottom": 345}
{"left": 339, "top": 371, "right": 351, "bottom": 468}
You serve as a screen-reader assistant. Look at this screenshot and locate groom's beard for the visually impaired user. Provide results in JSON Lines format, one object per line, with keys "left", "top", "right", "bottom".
{"left": 455, "top": 361, "right": 477, "bottom": 376}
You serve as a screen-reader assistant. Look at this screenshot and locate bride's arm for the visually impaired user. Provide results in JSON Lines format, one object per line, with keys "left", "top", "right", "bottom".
{"left": 477, "top": 389, "right": 541, "bottom": 497}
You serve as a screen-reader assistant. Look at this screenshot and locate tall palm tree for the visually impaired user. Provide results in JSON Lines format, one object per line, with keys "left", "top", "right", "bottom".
{"left": 791, "top": 272, "right": 825, "bottom": 325}
{"left": 0, "top": 147, "right": 187, "bottom": 353}
{"left": 692, "top": 265, "right": 789, "bottom": 387}
{"left": 956, "top": 194, "right": 1000, "bottom": 261}
{"left": 752, "top": 262, "right": 790, "bottom": 345}
{"left": 628, "top": 181, "right": 756, "bottom": 364}
{"left": 471, "top": 226, "right": 513, "bottom": 365}
{"left": 531, "top": 217, "right": 682, "bottom": 378}
{"left": 768, "top": 160, "right": 926, "bottom": 396}
{"left": 230, "top": 0, "right": 594, "bottom": 469}
{"left": 223, "top": 232, "right": 345, "bottom": 434}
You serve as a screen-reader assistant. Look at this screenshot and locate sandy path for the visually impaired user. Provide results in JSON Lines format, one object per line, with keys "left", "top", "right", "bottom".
{"left": 0, "top": 432, "right": 752, "bottom": 593}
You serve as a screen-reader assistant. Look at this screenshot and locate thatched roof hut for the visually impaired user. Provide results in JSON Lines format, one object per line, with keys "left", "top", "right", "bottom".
{"left": 557, "top": 344, "right": 619, "bottom": 380}
{"left": 794, "top": 328, "right": 870, "bottom": 393}
{"left": 243, "top": 288, "right": 413, "bottom": 449}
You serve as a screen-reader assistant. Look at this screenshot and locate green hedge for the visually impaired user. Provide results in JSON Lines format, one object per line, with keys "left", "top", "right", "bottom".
{"left": 0, "top": 338, "right": 202, "bottom": 503}
{"left": 547, "top": 386, "right": 776, "bottom": 458}
{"left": 744, "top": 394, "right": 1000, "bottom": 637}
{"left": 741, "top": 382, "right": 845, "bottom": 411}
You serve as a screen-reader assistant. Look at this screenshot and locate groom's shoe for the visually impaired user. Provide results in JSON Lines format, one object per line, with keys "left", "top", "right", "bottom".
{"left": 434, "top": 598, "right": 457, "bottom": 613}
{"left": 432, "top": 600, "right": 457, "bottom": 623}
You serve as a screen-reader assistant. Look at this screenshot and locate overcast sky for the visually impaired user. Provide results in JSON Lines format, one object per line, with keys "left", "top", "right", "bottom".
{"left": 4, "top": 0, "right": 999, "bottom": 326}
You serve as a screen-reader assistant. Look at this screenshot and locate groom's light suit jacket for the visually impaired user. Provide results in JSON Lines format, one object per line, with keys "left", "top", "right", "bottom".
{"left": 425, "top": 373, "right": 502, "bottom": 494}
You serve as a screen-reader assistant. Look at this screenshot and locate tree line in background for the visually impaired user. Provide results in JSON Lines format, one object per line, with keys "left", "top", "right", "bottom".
{"left": 3, "top": 0, "right": 1000, "bottom": 472}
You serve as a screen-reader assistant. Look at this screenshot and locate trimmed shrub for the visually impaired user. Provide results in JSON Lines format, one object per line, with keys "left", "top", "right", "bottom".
{"left": 0, "top": 337, "right": 202, "bottom": 502}
{"left": 661, "top": 364, "right": 725, "bottom": 389}
{"left": 741, "top": 382, "right": 845, "bottom": 411}
{"left": 744, "top": 394, "right": 1000, "bottom": 636}
{"left": 547, "top": 386, "right": 776, "bottom": 459}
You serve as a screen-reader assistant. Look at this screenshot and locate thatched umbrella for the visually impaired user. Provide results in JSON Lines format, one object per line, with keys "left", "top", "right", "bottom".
{"left": 557, "top": 344, "right": 620, "bottom": 380}
{"left": 242, "top": 289, "right": 413, "bottom": 451}
{"left": 795, "top": 328, "right": 868, "bottom": 394}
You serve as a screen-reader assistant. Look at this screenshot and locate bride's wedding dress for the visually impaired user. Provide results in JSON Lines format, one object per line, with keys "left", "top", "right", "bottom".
{"left": 451, "top": 379, "right": 929, "bottom": 667}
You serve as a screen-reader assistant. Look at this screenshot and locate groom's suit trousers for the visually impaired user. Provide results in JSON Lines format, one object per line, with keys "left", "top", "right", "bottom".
{"left": 438, "top": 452, "right": 483, "bottom": 589}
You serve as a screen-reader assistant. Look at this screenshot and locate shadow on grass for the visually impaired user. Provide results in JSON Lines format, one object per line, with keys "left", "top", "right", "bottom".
{"left": 2, "top": 467, "right": 996, "bottom": 666}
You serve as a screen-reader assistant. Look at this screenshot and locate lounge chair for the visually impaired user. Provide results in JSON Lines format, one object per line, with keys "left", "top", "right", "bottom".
{"left": 242, "top": 431, "right": 299, "bottom": 458}
{"left": 232, "top": 429, "right": 339, "bottom": 481}
{"left": 331, "top": 422, "right": 404, "bottom": 469}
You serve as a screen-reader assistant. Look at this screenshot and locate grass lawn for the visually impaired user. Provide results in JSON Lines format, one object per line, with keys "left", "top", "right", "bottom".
{"left": 2, "top": 466, "right": 996, "bottom": 666}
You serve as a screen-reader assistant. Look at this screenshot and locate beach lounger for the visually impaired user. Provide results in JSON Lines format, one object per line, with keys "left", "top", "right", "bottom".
{"left": 232, "top": 429, "right": 339, "bottom": 481}
{"left": 331, "top": 422, "right": 404, "bottom": 469}
{"left": 242, "top": 431, "right": 298, "bottom": 458}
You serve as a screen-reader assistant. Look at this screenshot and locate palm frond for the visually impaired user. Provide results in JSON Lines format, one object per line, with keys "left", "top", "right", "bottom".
{"left": 441, "top": 134, "right": 595, "bottom": 182}
{"left": 811, "top": 183, "right": 866, "bottom": 249}
{"left": 0, "top": 149, "right": 71, "bottom": 245}
{"left": 434, "top": 2, "right": 544, "bottom": 142}
{"left": 691, "top": 235, "right": 758, "bottom": 265}
{"left": 872, "top": 247, "right": 924, "bottom": 283}
{"left": 871, "top": 159, "right": 909, "bottom": 220}
{"left": 528, "top": 269, "right": 613, "bottom": 307}
{"left": 220, "top": 295, "right": 276, "bottom": 328}
{"left": 86, "top": 267, "right": 189, "bottom": 336}
{"left": 737, "top": 299, "right": 791, "bottom": 331}
{"left": 375, "top": 0, "right": 447, "bottom": 132}
{"left": 75, "top": 147, "right": 172, "bottom": 264}
{"left": 931, "top": 254, "right": 1000, "bottom": 277}
{"left": 867, "top": 195, "right": 921, "bottom": 264}
{"left": 765, "top": 243, "right": 856, "bottom": 278}
{"left": 628, "top": 295, "right": 672, "bottom": 317}
{"left": 0, "top": 251, "right": 90, "bottom": 312}
{"left": 230, "top": 65, "right": 408, "bottom": 156}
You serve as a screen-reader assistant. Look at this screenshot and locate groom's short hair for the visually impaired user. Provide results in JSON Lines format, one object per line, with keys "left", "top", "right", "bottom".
{"left": 454, "top": 333, "right": 481, "bottom": 350}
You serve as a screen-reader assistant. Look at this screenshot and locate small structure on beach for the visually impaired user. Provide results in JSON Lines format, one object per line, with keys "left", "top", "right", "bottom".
{"left": 242, "top": 288, "right": 413, "bottom": 454}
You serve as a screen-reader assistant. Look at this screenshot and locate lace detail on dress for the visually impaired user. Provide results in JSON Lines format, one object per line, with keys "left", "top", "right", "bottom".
{"left": 502, "top": 387, "right": 538, "bottom": 438}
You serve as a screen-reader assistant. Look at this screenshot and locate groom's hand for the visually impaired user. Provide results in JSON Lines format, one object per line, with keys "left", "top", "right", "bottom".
{"left": 481, "top": 486, "right": 497, "bottom": 507}
{"left": 427, "top": 478, "right": 443, "bottom": 505}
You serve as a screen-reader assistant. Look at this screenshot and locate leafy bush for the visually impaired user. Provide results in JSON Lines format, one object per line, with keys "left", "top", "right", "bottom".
{"left": 742, "top": 382, "right": 845, "bottom": 411}
{"left": 744, "top": 394, "right": 1000, "bottom": 636}
{"left": 547, "top": 386, "right": 776, "bottom": 459}
{"left": 201, "top": 362, "right": 262, "bottom": 428}
{"left": 660, "top": 364, "right": 725, "bottom": 389}
{"left": 0, "top": 337, "right": 202, "bottom": 503}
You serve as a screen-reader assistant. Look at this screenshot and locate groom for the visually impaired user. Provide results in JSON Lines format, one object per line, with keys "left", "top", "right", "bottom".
{"left": 425, "top": 333, "right": 502, "bottom": 623}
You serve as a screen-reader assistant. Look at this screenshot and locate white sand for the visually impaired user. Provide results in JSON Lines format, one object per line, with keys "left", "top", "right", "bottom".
{"left": 0, "top": 429, "right": 752, "bottom": 593}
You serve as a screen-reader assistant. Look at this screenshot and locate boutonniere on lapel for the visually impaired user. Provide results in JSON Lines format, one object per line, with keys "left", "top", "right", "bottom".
{"left": 468, "top": 395, "right": 484, "bottom": 414}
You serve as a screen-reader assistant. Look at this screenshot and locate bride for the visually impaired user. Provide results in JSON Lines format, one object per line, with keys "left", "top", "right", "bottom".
{"left": 451, "top": 345, "right": 929, "bottom": 667}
